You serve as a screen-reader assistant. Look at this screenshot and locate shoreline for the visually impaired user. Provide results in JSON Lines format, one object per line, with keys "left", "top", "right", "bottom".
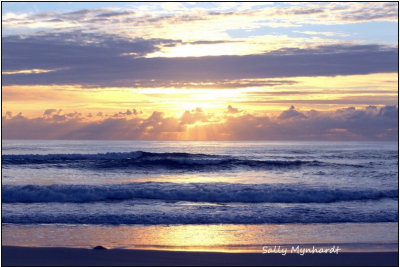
{"left": 2, "top": 246, "right": 399, "bottom": 266}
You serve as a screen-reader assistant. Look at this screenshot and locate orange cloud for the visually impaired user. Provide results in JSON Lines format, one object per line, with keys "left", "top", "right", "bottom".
{"left": 3, "top": 105, "right": 397, "bottom": 141}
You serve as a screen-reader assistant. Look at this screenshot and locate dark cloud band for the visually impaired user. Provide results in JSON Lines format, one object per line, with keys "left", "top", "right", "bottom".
{"left": 3, "top": 33, "right": 398, "bottom": 87}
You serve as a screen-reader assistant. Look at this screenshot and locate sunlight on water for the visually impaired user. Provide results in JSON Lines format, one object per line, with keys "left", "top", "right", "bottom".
{"left": 3, "top": 223, "right": 398, "bottom": 253}
{"left": 112, "top": 172, "right": 298, "bottom": 185}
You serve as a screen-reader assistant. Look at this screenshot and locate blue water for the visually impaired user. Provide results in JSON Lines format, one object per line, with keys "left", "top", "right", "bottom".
{"left": 2, "top": 140, "right": 398, "bottom": 225}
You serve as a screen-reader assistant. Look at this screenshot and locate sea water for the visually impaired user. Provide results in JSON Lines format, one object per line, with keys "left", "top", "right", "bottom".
{"left": 2, "top": 140, "right": 398, "bottom": 252}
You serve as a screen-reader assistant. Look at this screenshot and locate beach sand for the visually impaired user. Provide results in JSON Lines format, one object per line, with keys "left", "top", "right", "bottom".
{"left": 2, "top": 246, "right": 398, "bottom": 266}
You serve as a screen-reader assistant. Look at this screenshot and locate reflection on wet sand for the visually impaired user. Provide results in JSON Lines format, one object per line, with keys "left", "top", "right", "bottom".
{"left": 2, "top": 223, "right": 397, "bottom": 253}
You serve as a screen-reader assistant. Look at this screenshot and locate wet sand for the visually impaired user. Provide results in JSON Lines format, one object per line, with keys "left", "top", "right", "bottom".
{"left": 2, "top": 246, "right": 398, "bottom": 266}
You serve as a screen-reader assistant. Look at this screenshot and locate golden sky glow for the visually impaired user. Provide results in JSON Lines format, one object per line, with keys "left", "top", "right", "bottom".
{"left": 3, "top": 73, "right": 397, "bottom": 119}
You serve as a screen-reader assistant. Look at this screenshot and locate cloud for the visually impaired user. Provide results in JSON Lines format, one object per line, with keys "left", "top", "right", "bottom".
{"left": 180, "top": 108, "right": 209, "bottom": 125}
{"left": 95, "top": 10, "right": 136, "bottom": 18}
{"left": 3, "top": 3, "right": 396, "bottom": 37}
{"left": 379, "top": 105, "right": 398, "bottom": 118}
{"left": 69, "top": 111, "right": 184, "bottom": 140}
{"left": 276, "top": 7, "right": 325, "bottom": 16}
{"left": 227, "top": 105, "right": 240, "bottom": 114}
{"left": 240, "top": 96, "right": 398, "bottom": 106}
{"left": 122, "top": 79, "right": 298, "bottom": 89}
{"left": 3, "top": 36, "right": 397, "bottom": 87}
{"left": 278, "top": 106, "right": 307, "bottom": 120}
{"left": 269, "top": 2, "right": 398, "bottom": 23}
{"left": 5, "top": 111, "right": 13, "bottom": 119}
{"left": 337, "top": 3, "right": 398, "bottom": 22}
{"left": 213, "top": 105, "right": 398, "bottom": 141}
{"left": 245, "top": 89, "right": 397, "bottom": 96}
{"left": 2, "top": 110, "right": 182, "bottom": 140}
{"left": 3, "top": 32, "right": 181, "bottom": 69}
{"left": 43, "top": 109, "right": 61, "bottom": 116}
{"left": 3, "top": 106, "right": 397, "bottom": 141}
{"left": 293, "top": 31, "right": 349, "bottom": 37}
{"left": 2, "top": 68, "right": 58, "bottom": 75}
{"left": 112, "top": 109, "right": 141, "bottom": 118}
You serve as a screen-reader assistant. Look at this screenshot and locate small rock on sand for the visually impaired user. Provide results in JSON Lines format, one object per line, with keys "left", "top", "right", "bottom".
{"left": 93, "top": 246, "right": 107, "bottom": 250}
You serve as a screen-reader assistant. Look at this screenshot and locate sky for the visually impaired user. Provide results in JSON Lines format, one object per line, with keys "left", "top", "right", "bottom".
{"left": 2, "top": 2, "right": 399, "bottom": 140}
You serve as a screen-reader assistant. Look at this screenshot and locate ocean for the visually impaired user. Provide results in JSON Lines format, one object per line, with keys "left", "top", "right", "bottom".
{"left": 2, "top": 140, "right": 398, "bottom": 252}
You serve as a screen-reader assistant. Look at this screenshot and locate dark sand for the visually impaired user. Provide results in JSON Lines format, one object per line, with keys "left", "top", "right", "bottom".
{"left": 2, "top": 246, "right": 398, "bottom": 266}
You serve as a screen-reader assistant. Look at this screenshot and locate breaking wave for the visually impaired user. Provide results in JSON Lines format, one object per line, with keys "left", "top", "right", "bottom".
{"left": 1, "top": 151, "right": 361, "bottom": 171}
{"left": 3, "top": 182, "right": 397, "bottom": 204}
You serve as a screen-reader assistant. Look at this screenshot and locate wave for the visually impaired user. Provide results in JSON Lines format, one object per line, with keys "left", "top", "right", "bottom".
{"left": 1, "top": 151, "right": 363, "bottom": 170}
{"left": 3, "top": 182, "right": 397, "bottom": 204}
{"left": 2, "top": 194, "right": 397, "bottom": 224}
{"left": 3, "top": 211, "right": 397, "bottom": 225}
{"left": 2, "top": 151, "right": 307, "bottom": 170}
